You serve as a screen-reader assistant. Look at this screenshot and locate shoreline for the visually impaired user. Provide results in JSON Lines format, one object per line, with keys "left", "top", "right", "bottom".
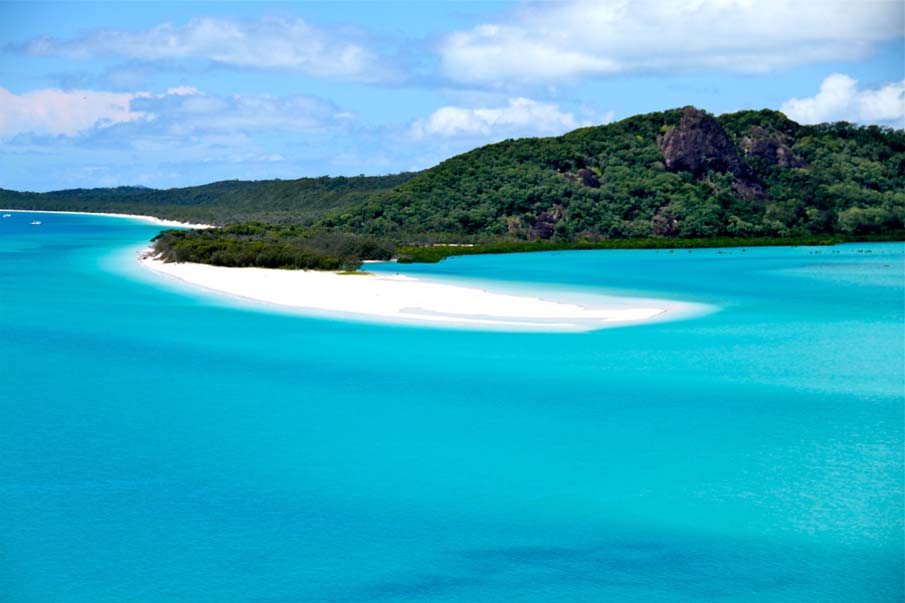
{"left": 137, "top": 251, "right": 705, "bottom": 332}
{"left": 397, "top": 234, "right": 905, "bottom": 263}
{"left": 1, "top": 209, "right": 213, "bottom": 229}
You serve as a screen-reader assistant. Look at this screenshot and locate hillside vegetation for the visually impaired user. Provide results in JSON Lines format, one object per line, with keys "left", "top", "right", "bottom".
{"left": 327, "top": 107, "right": 903, "bottom": 241}
{"left": 152, "top": 107, "right": 904, "bottom": 268}
{"left": 4, "top": 107, "right": 902, "bottom": 268}
{"left": 0, "top": 173, "right": 415, "bottom": 226}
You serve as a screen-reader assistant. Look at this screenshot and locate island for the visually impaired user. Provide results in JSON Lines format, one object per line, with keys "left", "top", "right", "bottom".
{"left": 3, "top": 106, "right": 902, "bottom": 272}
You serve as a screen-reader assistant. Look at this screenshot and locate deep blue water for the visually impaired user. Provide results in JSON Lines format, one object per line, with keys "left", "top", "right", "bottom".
{"left": 1, "top": 211, "right": 902, "bottom": 602}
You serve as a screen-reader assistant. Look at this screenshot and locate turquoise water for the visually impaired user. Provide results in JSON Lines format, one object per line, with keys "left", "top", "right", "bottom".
{"left": 1, "top": 211, "right": 902, "bottom": 602}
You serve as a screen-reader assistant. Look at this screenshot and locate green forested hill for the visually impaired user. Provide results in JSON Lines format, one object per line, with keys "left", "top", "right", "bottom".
{"left": 0, "top": 173, "right": 416, "bottom": 225}
{"left": 4, "top": 106, "right": 903, "bottom": 268}
{"left": 325, "top": 107, "right": 903, "bottom": 242}
{"left": 154, "top": 106, "right": 904, "bottom": 268}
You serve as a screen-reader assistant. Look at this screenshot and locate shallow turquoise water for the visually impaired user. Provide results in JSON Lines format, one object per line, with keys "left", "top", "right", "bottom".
{"left": 1, "top": 212, "right": 902, "bottom": 602}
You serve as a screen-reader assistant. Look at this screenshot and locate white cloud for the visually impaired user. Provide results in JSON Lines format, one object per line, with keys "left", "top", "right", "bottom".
{"left": 166, "top": 86, "right": 201, "bottom": 96}
{"left": 0, "top": 87, "right": 356, "bottom": 140}
{"left": 781, "top": 74, "right": 905, "bottom": 126}
{"left": 21, "top": 16, "right": 394, "bottom": 83}
{"left": 132, "top": 92, "right": 355, "bottom": 135}
{"left": 0, "top": 87, "right": 149, "bottom": 137}
{"left": 440, "top": 0, "right": 904, "bottom": 85}
{"left": 409, "top": 97, "right": 607, "bottom": 140}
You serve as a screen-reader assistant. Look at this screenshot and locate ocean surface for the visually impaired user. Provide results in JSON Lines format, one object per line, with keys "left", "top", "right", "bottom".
{"left": 1, "top": 211, "right": 902, "bottom": 603}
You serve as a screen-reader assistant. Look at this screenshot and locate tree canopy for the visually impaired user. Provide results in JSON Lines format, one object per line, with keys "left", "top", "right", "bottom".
{"left": 3, "top": 106, "right": 902, "bottom": 269}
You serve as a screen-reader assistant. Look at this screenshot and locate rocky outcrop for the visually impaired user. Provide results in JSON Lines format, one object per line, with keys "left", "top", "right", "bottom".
{"left": 658, "top": 106, "right": 765, "bottom": 199}
{"left": 562, "top": 168, "right": 600, "bottom": 188}
{"left": 651, "top": 206, "right": 678, "bottom": 236}
{"left": 530, "top": 205, "right": 565, "bottom": 240}
{"left": 658, "top": 107, "right": 745, "bottom": 176}
{"left": 739, "top": 126, "right": 805, "bottom": 168}
{"left": 576, "top": 169, "right": 600, "bottom": 188}
{"left": 506, "top": 215, "right": 523, "bottom": 235}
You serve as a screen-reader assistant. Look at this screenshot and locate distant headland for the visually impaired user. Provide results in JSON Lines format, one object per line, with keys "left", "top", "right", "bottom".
{"left": 2, "top": 106, "right": 902, "bottom": 269}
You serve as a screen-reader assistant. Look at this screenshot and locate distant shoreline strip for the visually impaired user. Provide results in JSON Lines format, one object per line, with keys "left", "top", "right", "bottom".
{"left": 0, "top": 209, "right": 213, "bottom": 229}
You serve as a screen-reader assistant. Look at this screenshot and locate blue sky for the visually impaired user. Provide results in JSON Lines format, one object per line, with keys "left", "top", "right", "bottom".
{"left": 1, "top": 1, "right": 903, "bottom": 192}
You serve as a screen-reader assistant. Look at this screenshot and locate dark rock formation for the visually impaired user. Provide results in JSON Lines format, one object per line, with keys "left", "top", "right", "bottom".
{"left": 739, "top": 126, "right": 805, "bottom": 168}
{"left": 531, "top": 214, "right": 556, "bottom": 239}
{"left": 659, "top": 107, "right": 746, "bottom": 176}
{"left": 562, "top": 168, "right": 600, "bottom": 188}
{"left": 730, "top": 178, "right": 767, "bottom": 200}
{"left": 506, "top": 215, "right": 523, "bottom": 235}
{"left": 651, "top": 206, "right": 678, "bottom": 236}
{"left": 531, "top": 205, "right": 565, "bottom": 240}
{"left": 658, "top": 106, "right": 765, "bottom": 199}
{"left": 577, "top": 169, "right": 600, "bottom": 188}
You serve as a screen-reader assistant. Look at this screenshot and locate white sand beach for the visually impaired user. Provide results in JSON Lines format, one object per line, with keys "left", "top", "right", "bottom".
{"left": 139, "top": 254, "right": 681, "bottom": 331}
{"left": 1, "top": 209, "right": 213, "bottom": 229}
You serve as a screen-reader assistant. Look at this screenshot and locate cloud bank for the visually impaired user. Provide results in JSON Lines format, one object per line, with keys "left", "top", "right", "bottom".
{"left": 410, "top": 97, "right": 607, "bottom": 141}
{"left": 0, "top": 86, "right": 355, "bottom": 140}
{"left": 20, "top": 16, "right": 394, "bottom": 82}
{"left": 440, "top": 0, "right": 904, "bottom": 85}
{"left": 781, "top": 74, "right": 905, "bottom": 126}
{"left": 0, "top": 87, "right": 149, "bottom": 138}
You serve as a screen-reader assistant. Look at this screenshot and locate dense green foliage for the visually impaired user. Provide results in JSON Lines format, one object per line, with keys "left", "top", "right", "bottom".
{"left": 325, "top": 109, "right": 904, "bottom": 241}
{"left": 0, "top": 173, "right": 415, "bottom": 225}
{"left": 152, "top": 224, "right": 393, "bottom": 270}
{"left": 4, "top": 107, "right": 902, "bottom": 269}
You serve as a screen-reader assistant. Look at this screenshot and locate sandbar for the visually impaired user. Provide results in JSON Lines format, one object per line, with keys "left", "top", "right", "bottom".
{"left": 139, "top": 253, "right": 692, "bottom": 332}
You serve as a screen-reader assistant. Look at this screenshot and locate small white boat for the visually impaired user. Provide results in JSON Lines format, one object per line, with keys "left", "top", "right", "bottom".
{"left": 30, "top": 220, "right": 42, "bottom": 225}
{"left": 2, "top": 214, "right": 10, "bottom": 218}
